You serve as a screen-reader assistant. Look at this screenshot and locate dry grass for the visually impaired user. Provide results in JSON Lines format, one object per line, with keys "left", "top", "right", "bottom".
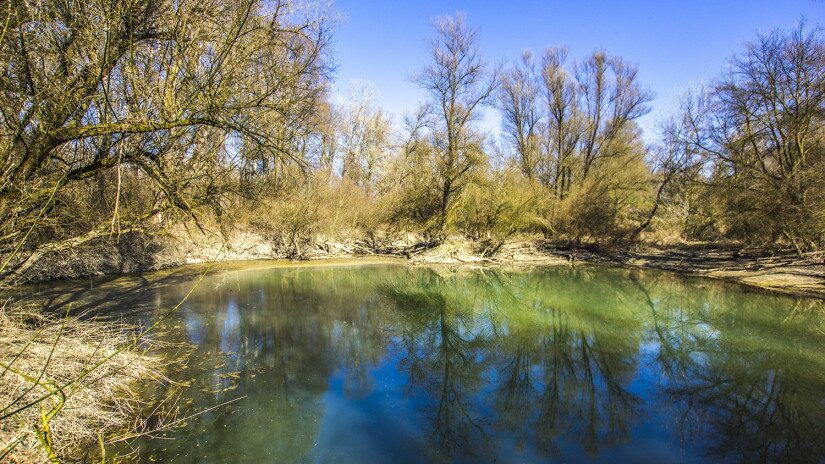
{"left": 0, "top": 302, "right": 165, "bottom": 462}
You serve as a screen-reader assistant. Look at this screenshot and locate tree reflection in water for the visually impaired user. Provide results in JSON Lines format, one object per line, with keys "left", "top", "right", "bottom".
{"left": 63, "top": 264, "right": 823, "bottom": 463}
{"left": 631, "top": 273, "right": 825, "bottom": 463}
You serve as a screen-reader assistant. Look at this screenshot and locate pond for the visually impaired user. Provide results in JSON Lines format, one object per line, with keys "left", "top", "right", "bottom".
{"left": 30, "top": 263, "right": 825, "bottom": 463}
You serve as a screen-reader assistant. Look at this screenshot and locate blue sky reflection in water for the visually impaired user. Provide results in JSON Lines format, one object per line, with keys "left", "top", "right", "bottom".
{"left": 57, "top": 264, "right": 825, "bottom": 463}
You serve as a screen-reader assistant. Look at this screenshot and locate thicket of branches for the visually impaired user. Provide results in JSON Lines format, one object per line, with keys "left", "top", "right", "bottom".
{"left": 1, "top": 4, "right": 823, "bottom": 278}
{"left": 0, "top": 0, "right": 333, "bottom": 277}
{"left": 655, "top": 23, "right": 825, "bottom": 251}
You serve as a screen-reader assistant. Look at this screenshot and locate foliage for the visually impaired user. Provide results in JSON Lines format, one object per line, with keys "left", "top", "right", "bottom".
{"left": 1, "top": 6, "right": 823, "bottom": 279}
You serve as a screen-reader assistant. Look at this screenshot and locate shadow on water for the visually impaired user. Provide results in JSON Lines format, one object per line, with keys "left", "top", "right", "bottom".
{"left": 10, "top": 268, "right": 202, "bottom": 319}
{"left": 20, "top": 264, "right": 825, "bottom": 463}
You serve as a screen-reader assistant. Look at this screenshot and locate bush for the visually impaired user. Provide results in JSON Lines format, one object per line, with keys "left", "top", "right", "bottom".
{"left": 551, "top": 149, "right": 653, "bottom": 243}
{"left": 453, "top": 167, "right": 545, "bottom": 244}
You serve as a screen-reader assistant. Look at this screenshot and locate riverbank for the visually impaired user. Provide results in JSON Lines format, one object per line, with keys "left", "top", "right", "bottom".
{"left": 7, "top": 228, "right": 825, "bottom": 300}
{"left": 612, "top": 245, "right": 825, "bottom": 300}
{"left": 166, "top": 238, "right": 825, "bottom": 300}
{"left": 407, "top": 238, "right": 825, "bottom": 300}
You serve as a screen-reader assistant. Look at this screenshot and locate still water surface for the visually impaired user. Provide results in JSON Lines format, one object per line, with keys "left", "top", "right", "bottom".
{"left": 34, "top": 263, "right": 825, "bottom": 463}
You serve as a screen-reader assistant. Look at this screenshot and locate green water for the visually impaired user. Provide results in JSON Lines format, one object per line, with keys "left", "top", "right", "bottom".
{"left": 32, "top": 264, "right": 825, "bottom": 463}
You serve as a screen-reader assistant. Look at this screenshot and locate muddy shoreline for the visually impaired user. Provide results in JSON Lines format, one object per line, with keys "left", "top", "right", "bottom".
{"left": 9, "top": 231, "right": 825, "bottom": 300}
{"left": 607, "top": 247, "right": 825, "bottom": 300}
{"left": 405, "top": 240, "right": 825, "bottom": 300}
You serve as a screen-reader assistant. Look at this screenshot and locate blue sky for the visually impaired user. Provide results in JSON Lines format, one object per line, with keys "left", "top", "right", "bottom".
{"left": 328, "top": 0, "right": 824, "bottom": 142}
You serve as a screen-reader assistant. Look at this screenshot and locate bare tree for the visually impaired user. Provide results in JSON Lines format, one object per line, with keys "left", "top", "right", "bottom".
{"left": 539, "top": 46, "right": 580, "bottom": 197}
{"left": 498, "top": 51, "right": 542, "bottom": 179}
{"left": 338, "top": 81, "right": 392, "bottom": 191}
{"left": 576, "top": 51, "right": 653, "bottom": 180}
{"left": 413, "top": 12, "right": 497, "bottom": 232}
{"left": 629, "top": 113, "right": 700, "bottom": 240}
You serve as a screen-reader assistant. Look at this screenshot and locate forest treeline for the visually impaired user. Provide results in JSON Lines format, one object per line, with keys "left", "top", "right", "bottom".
{"left": 1, "top": 0, "right": 823, "bottom": 277}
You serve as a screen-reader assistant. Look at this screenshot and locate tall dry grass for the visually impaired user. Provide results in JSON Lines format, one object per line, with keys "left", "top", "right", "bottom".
{"left": 0, "top": 303, "right": 166, "bottom": 462}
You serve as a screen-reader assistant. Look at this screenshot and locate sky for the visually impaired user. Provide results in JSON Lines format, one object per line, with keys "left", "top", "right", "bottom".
{"left": 327, "top": 0, "right": 824, "bottom": 143}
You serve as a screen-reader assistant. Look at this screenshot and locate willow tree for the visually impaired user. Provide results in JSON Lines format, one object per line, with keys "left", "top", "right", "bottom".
{"left": 0, "top": 0, "right": 332, "bottom": 277}
{"left": 413, "top": 13, "right": 497, "bottom": 232}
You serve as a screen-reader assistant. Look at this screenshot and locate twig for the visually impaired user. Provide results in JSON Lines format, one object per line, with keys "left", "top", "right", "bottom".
{"left": 108, "top": 395, "right": 247, "bottom": 444}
